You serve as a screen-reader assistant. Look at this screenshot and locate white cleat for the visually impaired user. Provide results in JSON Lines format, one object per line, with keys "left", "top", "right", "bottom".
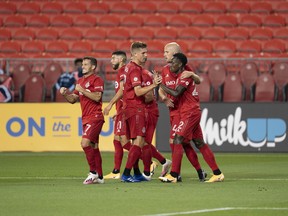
{"left": 161, "top": 159, "right": 172, "bottom": 177}
{"left": 83, "top": 172, "right": 98, "bottom": 185}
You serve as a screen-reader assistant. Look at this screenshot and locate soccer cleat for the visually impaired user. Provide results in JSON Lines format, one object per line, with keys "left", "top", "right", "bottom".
{"left": 104, "top": 172, "right": 121, "bottom": 180}
{"left": 150, "top": 161, "right": 158, "bottom": 176}
{"left": 160, "top": 159, "right": 172, "bottom": 177}
{"left": 133, "top": 173, "right": 151, "bottom": 181}
{"left": 205, "top": 173, "right": 224, "bottom": 183}
{"left": 199, "top": 169, "right": 207, "bottom": 182}
{"left": 93, "top": 178, "right": 104, "bottom": 184}
{"left": 121, "top": 174, "right": 141, "bottom": 183}
{"left": 159, "top": 174, "right": 177, "bottom": 183}
{"left": 177, "top": 175, "right": 182, "bottom": 182}
{"left": 83, "top": 172, "right": 98, "bottom": 185}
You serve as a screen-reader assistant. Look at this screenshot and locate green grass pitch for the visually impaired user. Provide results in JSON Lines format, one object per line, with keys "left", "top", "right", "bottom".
{"left": 0, "top": 152, "right": 287, "bottom": 216}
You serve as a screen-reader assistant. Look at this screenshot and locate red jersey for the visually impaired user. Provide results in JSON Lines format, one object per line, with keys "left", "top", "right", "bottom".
{"left": 122, "top": 61, "right": 145, "bottom": 109}
{"left": 74, "top": 74, "right": 104, "bottom": 124}
{"left": 115, "top": 65, "right": 126, "bottom": 112}
{"left": 142, "top": 69, "right": 158, "bottom": 115}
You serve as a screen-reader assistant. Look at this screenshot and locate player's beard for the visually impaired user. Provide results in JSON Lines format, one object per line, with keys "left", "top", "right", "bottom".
{"left": 112, "top": 63, "right": 120, "bottom": 70}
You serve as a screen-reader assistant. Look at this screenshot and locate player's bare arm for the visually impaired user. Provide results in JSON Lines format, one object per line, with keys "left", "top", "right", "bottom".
{"left": 158, "top": 87, "right": 174, "bottom": 108}
{"left": 160, "top": 84, "right": 186, "bottom": 98}
{"left": 134, "top": 75, "right": 161, "bottom": 97}
{"left": 144, "top": 90, "right": 154, "bottom": 103}
{"left": 60, "top": 87, "right": 78, "bottom": 104}
{"left": 103, "top": 81, "right": 124, "bottom": 115}
{"left": 75, "top": 84, "right": 102, "bottom": 102}
{"left": 180, "top": 71, "right": 201, "bottom": 84}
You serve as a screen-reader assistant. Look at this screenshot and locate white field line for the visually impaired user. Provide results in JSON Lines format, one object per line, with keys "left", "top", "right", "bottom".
{"left": 142, "top": 207, "right": 288, "bottom": 216}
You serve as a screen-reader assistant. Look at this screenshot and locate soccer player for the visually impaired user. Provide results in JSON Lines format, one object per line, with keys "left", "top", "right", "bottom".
{"left": 121, "top": 42, "right": 162, "bottom": 182}
{"left": 159, "top": 42, "right": 207, "bottom": 182}
{"left": 60, "top": 56, "right": 105, "bottom": 184}
{"left": 159, "top": 53, "right": 224, "bottom": 183}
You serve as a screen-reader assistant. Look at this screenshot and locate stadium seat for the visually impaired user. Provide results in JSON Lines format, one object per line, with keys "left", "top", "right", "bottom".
{"left": 73, "top": 14, "right": 97, "bottom": 27}
{"left": 215, "top": 15, "right": 238, "bottom": 28}
{"left": 0, "top": 41, "right": 21, "bottom": 53}
{"left": 154, "top": 28, "right": 178, "bottom": 41}
{"left": 63, "top": 2, "right": 86, "bottom": 14}
{"left": 262, "top": 39, "right": 286, "bottom": 54}
{"left": 59, "top": 28, "right": 83, "bottom": 41}
{"left": 197, "top": 73, "right": 212, "bottom": 102}
{"left": 238, "top": 14, "right": 262, "bottom": 28}
{"left": 20, "top": 74, "right": 46, "bottom": 102}
{"left": 202, "top": 28, "right": 225, "bottom": 40}
{"left": 93, "top": 41, "right": 117, "bottom": 54}
{"left": 133, "top": 2, "right": 157, "bottom": 14}
{"left": 26, "top": 14, "right": 50, "bottom": 28}
{"left": 12, "top": 28, "right": 35, "bottom": 41}
{"left": 97, "top": 15, "right": 120, "bottom": 27}
{"left": 191, "top": 14, "right": 214, "bottom": 27}
{"left": 53, "top": 86, "right": 71, "bottom": 102}
{"left": 179, "top": 2, "right": 203, "bottom": 14}
{"left": 22, "top": 41, "right": 45, "bottom": 55}
{"left": 238, "top": 40, "right": 262, "bottom": 55}
{"left": 240, "top": 61, "right": 259, "bottom": 101}
{"left": 83, "top": 28, "right": 106, "bottom": 41}
{"left": 144, "top": 15, "right": 167, "bottom": 27}
{"left": 0, "top": 17, "right": 2, "bottom": 27}
{"left": 106, "top": 28, "right": 130, "bottom": 40}
{"left": 0, "top": 29, "right": 11, "bottom": 41}
{"left": 43, "top": 62, "right": 63, "bottom": 99}
{"left": 117, "top": 41, "right": 132, "bottom": 55}
{"left": 86, "top": 2, "right": 109, "bottom": 14}
{"left": 157, "top": 2, "right": 179, "bottom": 14}
{"left": 213, "top": 40, "right": 236, "bottom": 57}
{"left": 4, "top": 15, "right": 26, "bottom": 27}
{"left": 226, "top": 28, "right": 249, "bottom": 41}
{"left": 120, "top": 15, "right": 143, "bottom": 27}
{"left": 250, "top": 2, "right": 272, "bottom": 14}
{"left": 36, "top": 28, "right": 59, "bottom": 41}
{"left": 263, "top": 15, "right": 286, "bottom": 28}
{"left": 203, "top": 2, "right": 226, "bottom": 14}
{"left": 207, "top": 62, "right": 226, "bottom": 101}
{"left": 46, "top": 41, "right": 69, "bottom": 54}
{"left": 254, "top": 73, "right": 276, "bottom": 102}
{"left": 222, "top": 73, "right": 244, "bottom": 102}
{"left": 70, "top": 41, "right": 93, "bottom": 54}
{"left": 130, "top": 28, "right": 154, "bottom": 41}
{"left": 227, "top": 1, "right": 250, "bottom": 14}
{"left": 18, "top": 2, "right": 40, "bottom": 14}
{"left": 273, "top": 28, "right": 288, "bottom": 40}
{"left": 272, "top": 62, "right": 288, "bottom": 101}
{"left": 146, "top": 40, "right": 164, "bottom": 57}
{"left": 250, "top": 28, "right": 273, "bottom": 41}
{"left": 274, "top": 2, "right": 288, "bottom": 14}
{"left": 168, "top": 14, "right": 191, "bottom": 27}
{"left": 189, "top": 41, "right": 213, "bottom": 54}
{"left": 50, "top": 15, "right": 73, "bottom": 27}
{"left": 178, "top": 27, "right": 201, "bottom": 40}
{"left": 0, "top": 2, "right": 17, "bottom": 14}
{"left": 103, "top": 64, "right": 117, "bottom": 81}
{"left": 110, "top": 2, "right": 133, "bottom": 14}
{"left": 41, "top": 2, "right": 63, "bottom": 14}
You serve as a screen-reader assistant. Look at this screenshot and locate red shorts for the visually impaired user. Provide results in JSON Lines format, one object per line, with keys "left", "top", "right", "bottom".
{"left": 176, "top": 111, "right": 203, "bottom": 141}
{"left": 169, "top": 115, "right": 181, "bottom": 140}
{"left": 125, "top": 114, "right": 146, "bottom": 139}
{"left": 145, "top": 112, "right": 158, "bottom": 144}
{"left": 82, "top": 119, "right": 104, "bottom": 144}
{"left": 114, "top": 112, "right": 126, "bottom": 136}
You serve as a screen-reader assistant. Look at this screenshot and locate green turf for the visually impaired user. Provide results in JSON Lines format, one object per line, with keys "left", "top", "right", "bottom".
{"left": 0, "top": 152, "right": 287, "bottom": 216}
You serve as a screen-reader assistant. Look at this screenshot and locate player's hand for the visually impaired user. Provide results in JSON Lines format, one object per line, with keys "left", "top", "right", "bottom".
{"left": 59, "top": 87, "right": 67, "bottom": 95}
{"left": 152, "top": 70, "right": 162, "bottom": 86}
{"left": 162, "top": 96, "right": 174, "bottom": 108}
{"left": 103, "top": 104, "right": 112, "bottom": 116}
{"left": 181, "top": 70, "right": 194, "bottom": 79}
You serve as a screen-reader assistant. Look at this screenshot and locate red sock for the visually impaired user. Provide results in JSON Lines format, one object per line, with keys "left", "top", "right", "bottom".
{"left": 150, "top": 144, "right": 165, "bottom": 163}
{"left": 113, "top": 140, "right": 123, "bottom": 171}
{"left": 199, "top": 144, "right": 219, "bottom": 171}
{"left": 93, "top": 148, "right": 103, "bottom": 177}
{"left": 123, "top": 141, "right": 132, "bottom": 151}
{"left": 171, "top": 144, "right": 183, "bottom": 175}
{"left": 183, "top": 144, "right": 201, "bottom": 170}
{"left": 83, "top": 146, "right": 96, "bottom": 172}
{"left": 125, "top": 145, "right": 142, "bottom": 170}
{"left": 142, "top": 145, "right": 152, "bottom": 173}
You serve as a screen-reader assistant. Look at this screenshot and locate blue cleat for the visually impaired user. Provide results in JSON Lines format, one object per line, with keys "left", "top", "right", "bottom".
{"left": 121, "top": 174, "right": 141, "bottom": 183}
{"left": 133, "top": 173, "right": 151, "bottom": 182}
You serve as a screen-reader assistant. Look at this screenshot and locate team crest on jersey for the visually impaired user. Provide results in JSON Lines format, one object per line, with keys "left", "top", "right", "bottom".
{"left": 124, "top": 66, "right": 129, "bottom": 73}
{"left": 185, "top": 81, "right": 189, "bottom": 86}
{"left": 142, "top": 127, "right": 146, "bottom": 134}
{"left": 85, "top": 82, "right": 90, "bottom": 88}
{"left": 115, "top": 81, "right": 119, "bottom": 89}
{"left": 134, "top": 77, "right": 138, "bottom": 82}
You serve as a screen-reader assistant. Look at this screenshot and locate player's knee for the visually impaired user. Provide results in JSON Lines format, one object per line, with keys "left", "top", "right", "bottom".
{"left": 193, "top": 139, "right": 205, "bottom": 149}
{"left": 173, "top": 135, "right": 183, "bottom": 145}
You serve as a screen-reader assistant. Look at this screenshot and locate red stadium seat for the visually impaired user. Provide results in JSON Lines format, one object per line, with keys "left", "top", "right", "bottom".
{"left": 240, "top": 61, "right": 259, "bottom": 101}
{"left": 41, "top": 2, "right": 63, "bottom": 14}
{"left": 0, "top": 41, "right": 21, "bottom": 53}
{"left": 178, "top": 27, "right": 201, "bottom": 40}
{"left": 59, "top": 28, "right": 83, "bottom": 41}
{"left": 254, "top": 73, "right": 276, "bottom": 102}
{"left": 250, "top": 2, "right": 272, "bottom": 14}
{"left": 272, "top": 62, "right": 288, "bottom": 101}
{"left": 18, "top": 2, "right": 40, "bottom": 14}
{"left": 73, "top": 14, "right": 97, "bottom": 27}
{"left": 222, "top": 73, "right": 244, "bottom": 102}
{"left": 121, "top": 15, "right": 143, "bottom": 27}
{"left": 262, "top": 39, "right": 286, "bottom": 54}
{"left": 227, "top": 2, "right": 250, "bottom": 14}
{"left": 207, "top": 62, "right": 226, "bottom": 101}
{"left": 4, "top": 15, "right": 26, "bottom": 27}
{"left": 189, "top": 41, "right": 213, "bottom": 54}
{"left": 191, "top": 14, "right": 214, "bottom": 27}
{"left": 70, "top": 41, "right": 93, "bottom": 54}
{"left": 86, "top": 2, "right": 109, "bottom": 14}
{"left": 203, "top": 2, "right": 226, "bottom": 14}
{"left": 83, "top": 28, "right": 106, "bottom": 41}
{"left": 36, "top": 28, "right": 59, "bottom": 41}
{"left": 97, "top": 15, "right": 120, "bottom": 27}
{"left": 46, "top": 41, "right": 69, "bottom": 53}
{"left": 226, "top": 28, "right": 249, "bottom": 41}
{"left": 0, "top": 29, "right": 11, "bottom": 41}
{"left": 157, "top": 2, "right": 179, "bottom": 14}
{"left": 21, "top": 74, "right": 46, "bottom": 102}
{"left": 133, "top": 2, "right": 157, "bottom": 14}
{"left": 202, "top": 28, "right": 225, "bottom": 40}
{"left": 273, "top": 28, "right": 288, "bottom": 40}
{"left": 274, "top": 2, "right": 288, "bottom": 14}
{"left": 215, "top": 15, "right": 238, "bottom": 28}
{"left": 179, "top": 2, "right": 203, "bottom": 14}
{"left": 12, "top": 28, "right": 35, "bottom": 41}
{"left": 131, "top": 27, "right": 154, "bottom": 41}
{"left": 238, "top": 14, "right": 262, "bottom": 28}
{"left": 250, "top": 28, "right": 273, "bottom": 41}
{"left": 213, "top": 40, "right": 236, "bottom": 57}
{"left": 93, "top": 41, "right": 117, "bottom": 54}
{"left": 103, "top": 64, "right": 117, "bottom": 81}
{"left": 168, "top": 14, "right": 191, "bottom": 27}
{"left": 146, "top": 40, "right": 164, "bottom": 57}
{"left": 26, "top": 14, "right": 50, "bottom": 28}
{"left": 197, "top": 73, "right": 212, "bottom": 102}
{"left": 117, "top": 41, "right": 132, "bottom": 55}
{"left": 144, "top": 15, "right": 167, "bottom": 27}
{"left": 43, "top": 62, "right": 63, "bottom": 99}
{"left": 238, "top": 40, "right": 262, "bottom": 55}
{"left": 50, "top": 15, "right": 73, "bottom": 27}
{"left": 21, "top": 41, "right": 45, "bottom": 56}
{"left": 106, "top": 28, "right": 130, "bottom": 40}
{"left": 263, "top": 15, "right": 286, "bottom": 28}
{"left": 110, "top": 2, "right": 133, "bottom": 14}
{"left": 154, "top": 28, "right": 178, "bottom": 41}
{"left": 0, "top": 2, "right": 17, "bottom": 14}
{"left": 63, "top": 2, "right": 86, "bottom": 14}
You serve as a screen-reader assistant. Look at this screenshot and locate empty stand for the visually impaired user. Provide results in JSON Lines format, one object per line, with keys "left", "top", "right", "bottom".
{"left": 227, "top": 1, "right": 250, "bottom": 14}
{"left": 36, "top": 28, "right": 59, "bottom": 41}
{"left": 240, "top": 61, "right": 259, "bottom": 101}
{"left": 41, "top": 2, "right": 63, "bottom": 14}
{"left": 226, "top": 28, "right": 249, "bottom": 41}
{"left": 103, "top": 64, "right": 117, "bottom": 81}
{"left": 70, "top": 41, "right": 93, "bottom": 54}
{"left": 238, "top": 14, "right": 262, "bottom": 28}
{"left": 197, "top": 73, "right": 212, "bottom": 102}
{"left": 202, "top": 28, "right": 225, "bottom": 40}
{"left": 178, "top": 27, "right": 201, "bottom": 40}
{"left": 203, "top": 2, "right": 226, "bottom": 14}
{"left": 22, "top": 41, "right": 45, "bottom": 55}
{"left": 274, "top": 2, "right": 288, "bottom": 14}
{"left": 154, "top": 28, "right": 178, "bottom": 41}
{"left": 106, "top": 28, "right": 130, "bottom": 40}
{"left": 97, "top": 15, "right": 120, "bottom": 27}
{"left": 238, "top": 40, "right": 262, "bottom": 55}
{"left": 272, "top": 62, "right": 288, "bottom": 101}
{"left": 12, "top": 28, "right": 35, "bottom": 41}
{"left": 179, "top": 2, "right": 203, "bottom": 14}
{"left": 254, "top": 73, "right": 276, "bottom": 102}
{"left": 213, "top": 40, "right": 236, "bottom": 57}
{"left": 120, "top": 15, "right": 143, "bottom": 27}
{"left": 46, "top": 41, "right": 69, "bottom": 54}
{"left": 215, "top": 15, "right": 238, "bottom": 28}
{"left": 250, "top": 28, "right": 273, "bottom": 41}
{"left": 93, "top": 41, "right": 117, "bottom": 55}
{"left": 50, "top": 15, "right": 73, "bottom": 27}
{"left": 146, "top": 40, "right": 164, "bottom": 57}
{"left": 274, "top": 28, "right": 288, "bottom": 40}
{"left": 17, "top": 2, "right": 40, "bottom": 14}
{"left": 222, "top": 73, "right": 244, "bottom": 102}
{"left": 263, "top": 15, "right": 286, "bottom": 28}
{"left": 189, "top": 41, "right": 213, "bottom": 54}
{"left": 0, "top": 29, "right": 12, "bottom": 41}
{"left": 157, "top": 2, "right": 179, "bottom": 14}
{"left": 130, "top": 28, "right": 154, "bottom": 41}
{"left": 86, "top": 2, "right": 109, "bottom": 14}
{"left": 73, "top": 14, "right": 97, "bottom": 27}
{"left": 4, "top": 15, "right": 26, "bottom": 27}
{"left": 0, "top": 2, "right": 17, "bottom": 14}
{"left": 207, "top": 62, "right": 226, "bottom": 101}
{"left": 20, "top": 74, "right": 46, "bottom": 102}
{"left": 26, "top": 14, "right": 50, "bottom": 28}
{"left": 43, "top": 62, "right": 63, "bottom": 99}
{"left": 191, "top": 14, "right": 214, "bottom": 27}
{"left": 168, "top": 14, "right": 191, "bottom": 27}
{"left": 110, "top": 2, "right": 133, "bottom": 14}
{"left": 59, "top": 28, "right": 83, "bottom": 41}
{"left": 250, "top": 2, "right": 273, "bottom": 14}
{"left": 0, "top": 41, "right": 21, "bottom": 53}
{"left": 63, "top": 2, "right": 86, "bottom": 14}
{"left": 262, "top": 39, "right": 286, "bottom": 54}
{"left": 133, "top": 2, "right": 157, "bottom": 14}
{"left": 144, "top": 15, "right": 167, "bottom": 27}
{"left": 83, "top": 28, "right": 106, "bottom": 41}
